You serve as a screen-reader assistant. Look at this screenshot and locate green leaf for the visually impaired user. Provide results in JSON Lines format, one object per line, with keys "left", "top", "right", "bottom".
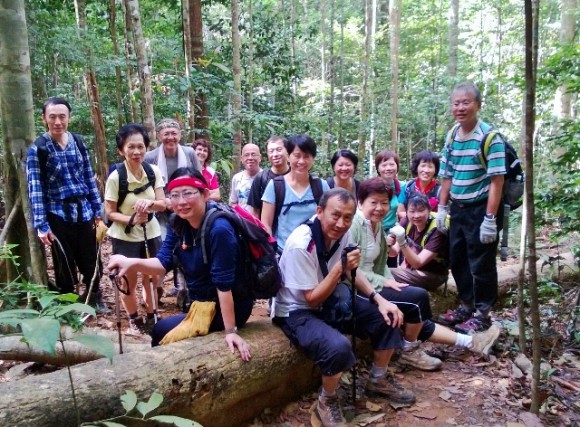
{"left": 0, "top": 308, "right": 40, "bottom": 319}
{"left": 55, "top": 303, "right": 96, "bottom": 318}
{"left": 149, "top": 415, "right": 203, "bottom": 426}
{"left": 120, "top": 390, "right": 138, "bottom": 413}
{"left": 19, "top": 318, "right": 60, "bottom": 355}
{"left": 100, "top": 422, "right": 127, "bottom": 427}
{"left": 211, "top": 62, "right": 231, "bottom": 74}
{"left": 70, "top": 334, "right": 115, "bottom": 362}
{"left": 136, "top": 391, "right": 163, "bottom": 417}
{"left": 38, "top": 294, "right": 59, "bottom": 309}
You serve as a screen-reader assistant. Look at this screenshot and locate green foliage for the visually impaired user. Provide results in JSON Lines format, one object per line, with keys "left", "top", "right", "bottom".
{"left": 82, "top": 390, "right": 203, "bottom": 427}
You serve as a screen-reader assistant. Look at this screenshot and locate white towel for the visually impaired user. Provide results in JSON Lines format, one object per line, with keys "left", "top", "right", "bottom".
{"left": 156, "top": 145, "right": 189, "bottom": 184}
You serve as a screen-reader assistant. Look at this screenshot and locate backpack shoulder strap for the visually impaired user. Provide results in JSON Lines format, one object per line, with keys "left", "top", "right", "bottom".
{"left": 141, "top": 161, "right": 157, "bottom": 187}
{"left": 115, "top": 163, "right": 129, "bottom": 209}
{"left": 443, "top": 124, "right": 461, "bottom": 175}
{"left": 478, "top": 129, "right": 499, "bottom": 170}
{"left": 306, "top": 219, "right": 341, "bottom": 278}
{"left": 405, "top": 179, "right": 415, "bottom": 199}
{"left": 71, "top": 133, "right": 88, "bottom": 158}
{"left": 310, "top": 176, "right": 324, "bottom": 203}
{"left": 326, "top": 176, "right": 335, "bottom": 189}
{"left": 421, "top": 216, "right": 439, "bottom": 248}
{"left": 272, "top": 176, "right": 286, "bottom": 233}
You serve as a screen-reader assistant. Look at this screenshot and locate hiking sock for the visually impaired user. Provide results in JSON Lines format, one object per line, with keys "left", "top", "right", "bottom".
{"left": 403, "top": 339, "right": 419, "bottom": 351}
{"left": 455, "top": 333, "right": 473, "bottom": 349}
{"left": 370, "top": 364, "right": 387, "bottom": 378}
{"left": 320, "top": 387, "right": 337, "bottom": 397}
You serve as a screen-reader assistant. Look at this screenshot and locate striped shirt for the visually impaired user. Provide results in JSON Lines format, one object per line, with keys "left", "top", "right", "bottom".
{"left": 439, "top": 120, "right": 506, "bottom": 203}
{"left": 27, "top": 132, "right": 102, "bottom": 233}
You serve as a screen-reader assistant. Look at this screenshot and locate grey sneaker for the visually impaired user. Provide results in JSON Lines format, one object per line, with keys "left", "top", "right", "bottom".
{"left": 366, "top": 373, "right": 416, "bottom": 404}
{"left": 399, "top": 347, "right": 443, "bottom": 371}
{"left": 315, "top": 394, "right": 347, "bottom": 427}
{"left": 165, "top": 287, "right": 179, "bottom": 297}
{"left": 125, "top": 317, "right": 145, "bottom": 336}
{"left": 471, "top": 324, "right": 501, "bottom": 355}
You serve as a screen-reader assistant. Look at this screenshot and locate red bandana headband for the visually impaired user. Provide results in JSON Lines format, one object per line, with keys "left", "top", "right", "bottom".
{"left": 167, "top": 176, "right": 207, "bottom": 192}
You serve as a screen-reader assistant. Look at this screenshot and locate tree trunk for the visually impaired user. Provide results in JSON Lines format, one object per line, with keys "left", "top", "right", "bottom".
{"left": 338, "top": 1, "right": 345, "bottom": 147}
{"left": 0, "top": 321, "right": 319, "bottom": 427}
{"left": 0, "top": 0, "right": 47, "bottom": 286}
{"left": 524, "top": 0, "right": 540, "bottom": 414}
{"left": 190, "top": 0, "right": 209, "bottom": 135}
{"left": 247, "top": 0, "right": 255, "bottom": 144}
{"left": 231, "top": 0, "right": 242, "bottom": 173}
{"left": 389, "top": 0, "right": 401, "bottom": 151}
{"left": 556, "top": 0, "right": 576, "bottom": 119}
{"left": 327, "top": 0, "right": 335, "bottom": 159}
{"left": 74, "top": 0, "right": 109, "bottom": 195}
{"left": 358, "top": 0, "right": 371, "bottom": 169}
{"left": 109, "top": 0, "right": 125, "bottom": 129}
{"left": 125, "top": 0, "right": 156, "bottom": 146}
{"left": 182, "top": 0, "right": 196, "bottom": 142}
{"left": 447, "top": 0, "right": 459, "bottom": 79}
{"left": 122, "top": 0, "right": 139, "bottom": 123}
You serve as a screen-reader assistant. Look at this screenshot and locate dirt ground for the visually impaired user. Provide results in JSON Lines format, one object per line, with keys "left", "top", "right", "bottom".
{"left": 1, "top": 238, "right": 579, "bottom": 427}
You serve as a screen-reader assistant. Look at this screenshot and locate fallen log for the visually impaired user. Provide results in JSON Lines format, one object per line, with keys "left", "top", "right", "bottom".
{"left": 0, "top": 320, "right": 319, "bottom": 427}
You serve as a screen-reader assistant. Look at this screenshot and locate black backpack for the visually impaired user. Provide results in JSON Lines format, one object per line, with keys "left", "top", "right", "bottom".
{"left": 272, "top": 175, "right": 324, "bottom": 235}
{"left": 446, "top": 124, "right": 524, "bottom": 210}
{"left": 109, "top": 162, "right": 157, "bottom": 210}
{"left": 174, "top": 202, "right": 281, "bottom": 306}
{"left": 404, "top": 179, "right": 441, "bottom": 204}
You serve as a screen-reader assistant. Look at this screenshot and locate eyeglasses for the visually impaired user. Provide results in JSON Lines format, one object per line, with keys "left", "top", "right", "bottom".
{"left": 243, "top": 152, "right": 260, "bottom": 158}
{"left": 451, "top": 100, "right": 475, "bottom": 108}
{"left": 160, "top": 131, "right": 180, "bottom": 138}
{"left": 169, "top": 190, "right": 200, "bottom": 201}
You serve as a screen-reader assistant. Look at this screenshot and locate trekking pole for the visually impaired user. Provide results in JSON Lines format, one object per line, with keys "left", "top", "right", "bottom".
{"left": 499, "top": 203, "right": 510, "bottom": 261}
{"left": 342, "top": 243, "right": 359, "bottom": 404}
{"left": 141, "top": 224, "right": 158, "bottom": 323}
{"left": 109, "top": 270, "right": 124, "bottom": 354}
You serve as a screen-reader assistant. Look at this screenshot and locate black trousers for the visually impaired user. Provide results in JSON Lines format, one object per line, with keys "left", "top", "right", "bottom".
{"left": 48, "top": 213, "right": 100, "bottom": 294}
{"left": 448, "top": 202, "right": 501, "bottom": 314}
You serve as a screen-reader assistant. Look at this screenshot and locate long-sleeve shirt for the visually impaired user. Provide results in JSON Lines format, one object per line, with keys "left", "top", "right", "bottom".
{"left": 27, "top": 132, "right": 102, "bottom": 233}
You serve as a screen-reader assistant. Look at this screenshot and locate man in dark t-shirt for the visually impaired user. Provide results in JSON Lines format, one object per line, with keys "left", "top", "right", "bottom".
{"left": 247, "top": 135, "right": 290, "bottom": 218}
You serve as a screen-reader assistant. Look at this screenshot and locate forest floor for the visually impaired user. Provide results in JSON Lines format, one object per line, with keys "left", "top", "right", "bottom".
{"left": 1, "top": 235, "right": 579, "bottom": 427}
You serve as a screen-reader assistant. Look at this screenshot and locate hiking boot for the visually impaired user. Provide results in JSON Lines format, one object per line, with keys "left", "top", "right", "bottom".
{"left": 399, "top": 347, "right": 443, "bottom": 371}
{"left": 315, "top": 394, "right": 347, "bottom": 427}
{"left": 141, "top": 317, "right": 156, "bottom": 335}
{"left": 157, "top": 287, "right": 164, "bottom": 307}
{"left": 125, "top": 317, "right": 146, "bottom": 336}
{"left": 471, "top": 324, "right": 501, "bottom": 354}
{"left": 365, "top": 373, "right": 416, "bottom": 405}
{"left": 79, "top": 290, "right": 111, "bottom": 315}
{"left": 437, "top": 306, "right": 474, "bottom": 327}
{"left": 455, "top": 315, "right": 492, "bottom": 335}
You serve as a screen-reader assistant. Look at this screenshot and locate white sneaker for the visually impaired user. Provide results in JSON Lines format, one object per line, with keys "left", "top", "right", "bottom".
{"left": 471, "top": 324, "right": 501, "bottom": 355}
{"left": 399, "top": 347, "right": 443, "bottom": 371}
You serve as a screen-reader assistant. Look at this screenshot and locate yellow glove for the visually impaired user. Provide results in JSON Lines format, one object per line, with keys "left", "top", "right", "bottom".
{"left": 159, "top": 301, "right": 217, "bottom": 345}
{"left": 96, "top": 221, "right": 108, "bottom": 243}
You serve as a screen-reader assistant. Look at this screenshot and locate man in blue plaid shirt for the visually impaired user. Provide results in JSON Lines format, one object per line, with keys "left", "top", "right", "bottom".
{"left": 27, "top": 97, "right": 108, "bottom": 313}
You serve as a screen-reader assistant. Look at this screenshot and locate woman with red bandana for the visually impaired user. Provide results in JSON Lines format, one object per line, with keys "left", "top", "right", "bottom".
{"left": 108, "top": 168, "right": 253, "bottom": 361}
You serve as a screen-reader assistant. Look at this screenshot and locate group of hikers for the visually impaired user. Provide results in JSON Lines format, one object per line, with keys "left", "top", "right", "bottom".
{"left": 27, "top": 81, "right": 507, "bottom": 427}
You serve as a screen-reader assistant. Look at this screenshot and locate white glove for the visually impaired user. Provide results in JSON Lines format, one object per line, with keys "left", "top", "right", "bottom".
{"left": 480, "top": 216, "right": 498, "bottom": 244}
{"left": 435, "top": 205, "right": 449, "bottom": 234}
{"left": 389, "top": 225, "right": 407, "bottom": 247}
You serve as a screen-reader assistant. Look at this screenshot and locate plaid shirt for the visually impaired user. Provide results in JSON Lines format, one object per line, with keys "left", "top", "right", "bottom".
{"left": 27, "top": 132, "right": 102, "bottom": 233}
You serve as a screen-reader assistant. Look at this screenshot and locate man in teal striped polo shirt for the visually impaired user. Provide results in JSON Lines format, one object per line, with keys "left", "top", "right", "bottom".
{"left": 435, "top": 82, "right": 506, "bottom": 334}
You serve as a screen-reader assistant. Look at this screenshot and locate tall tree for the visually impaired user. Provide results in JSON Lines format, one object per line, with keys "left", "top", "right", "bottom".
{"left": 109, "top": 0, "right": 125, "bottom": 128}
{"left": 182, "top": 0, "right": 196, "bottom": 141}
{"left": 389, "top": 0, "right": 401, "bottom": 151}
{"left": 74, "top": 0, "right": 108, "bottom": 193}
{"left": 557, "top": 0, "right": 576, "bottom": 119}
{"left": 523, "top": 0, "right": 541, "bottom": 414}
{"left": 327, "top": 0, "right": 336, "bottom": 159}
{"left": 0, "top": 0, "right": 46, "bottom": 285}
{"left": 358, "top": 0, "right": 372, "bottom": 167}
{"left": 447, "top": 0, "right": 459, "bottom": 79}
{"left": 190, "top": 0, "right": 209, "bottom": 135}
{"left": 231, "top": 0, "right": 242, "bottom": 173}
{"left": 121, "top": 0, "right": 138, "bottom": 123}
{"left": 125, "top": 0, "right": 156, "bottom": 146}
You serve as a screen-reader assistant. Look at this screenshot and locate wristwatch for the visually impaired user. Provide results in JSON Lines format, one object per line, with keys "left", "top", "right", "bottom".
{"left": 368, "top": 291, "right": 378, "bottom": 305}
{"left": 224, "top": 326, "right": 238, "bottom": 335}
{"left": 485, "top": 213, "right": 496, "bottom": 220}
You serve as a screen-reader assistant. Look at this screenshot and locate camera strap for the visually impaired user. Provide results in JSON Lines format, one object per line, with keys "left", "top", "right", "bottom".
{"left": 306, "top": 219, "right": 342, "bottom": 278}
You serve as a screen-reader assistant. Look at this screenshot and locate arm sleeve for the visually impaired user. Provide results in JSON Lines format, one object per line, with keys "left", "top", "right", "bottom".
{"left": 26, "top": 145, "right": 49, "bottom": 232}
{"left": 486, "top": 134, "right": 507, "bottom": 176}
{"left": 156, "top": 226, "right": 178, "bottom": 272}
{"left": 439, "top": 130, "right": 453, "bottom": 179}
{"left": 261, "top": 179, "right": 275, "bottom": 204}
{"left": 229, "top": 174, "right": 239, "bottom": 204}
{"left": 280, "top": 247, "right": 319, "bottom": 290}
{"left": 78, "top": 136, "right": 103, "bottom": 218}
